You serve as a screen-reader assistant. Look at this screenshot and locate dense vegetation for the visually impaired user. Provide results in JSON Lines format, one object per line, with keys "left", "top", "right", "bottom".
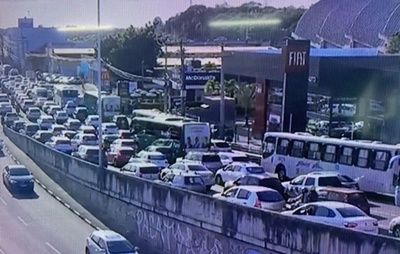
{"left": 164, "top": 2, "right": 305, "bottom": 45}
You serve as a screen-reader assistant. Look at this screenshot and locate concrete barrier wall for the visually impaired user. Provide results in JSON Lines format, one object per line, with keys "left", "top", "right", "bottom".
{"left": 4, "top": 127, "right": 400, "bottom": 254}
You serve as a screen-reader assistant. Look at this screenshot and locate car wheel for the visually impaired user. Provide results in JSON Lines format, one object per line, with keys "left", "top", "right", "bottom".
{"left": 394, "top": 225, "right": 400, "bottom": 238}
{"left": 85, "top": 248, "right": 90, "bottom": 254}
{"left": 216, "top": 175, "right": 224, "bottom": 186}
{"left": 276, "top": 165, "right": 287, "bottom": 181}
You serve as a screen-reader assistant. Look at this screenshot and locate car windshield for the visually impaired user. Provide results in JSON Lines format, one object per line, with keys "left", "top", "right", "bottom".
{"left": 336, "top": 207, "right": 366, "bottom": 218}
{"left": 58, "top": 112, "right": 67, "bottom": 117}
{"left": 139, "top": 166, "right": 159, "bottom": 174}
{"left": 7, "top": 113, "right": 17, "bottom": 117}
{"left": 9, "top": 167, "right": 30, "bottom": 176}
{"left": 214, "top": 142, "right": 230, "bottom": 148}
{"left": 337, "top": 175, "right": 355, "bottom": 183}
{"left": 119, "top": 150, "right": 135, "bottom": 156}
{"left": 348, "top": 193, "right": 368, "bottom": 205}
{"left": 27, "top": 125, "right": 39, "bottom": 131}
{"left": 120, "top": 132, "right": 131, "bottom": 138}
{"left": 188, "top": 165, "right": 208, "bottom": 171}
{"left": 56, "top": 140, "right": 71, "bottom": 145}
{"left": 149, "top": 155, "right": 165, "bottom": 160}
{"left": 184, "top": 176, "right": 204, "bottom": 185}
{"left": 86, "top": 149, "right": 99, "bottom": 156}
{"left": 257, "top": 190, "right": 283, "bottom": 202}
{"left": 106, "top": 240, "right": 135, "bottom": 253}
{"left": 318, "top": 177, "right": 342, "bottom": 187}
{"left": 90, "top": 117, "right": 99, "bottom": 121}
{"left": 232, "top": 156, "right": 249, "bottom": 162}
{"left": 246, "top": 166, "right": 265, "bottom": 174}
{"left": 202, "top": 155, "right": 220, "bottom": 162}
{"left": 83, "top": 136, "right": 97, "bottom": 141}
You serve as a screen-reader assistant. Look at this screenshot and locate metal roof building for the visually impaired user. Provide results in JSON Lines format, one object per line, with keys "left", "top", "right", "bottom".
{"left": 293, "top": 0, "right": 400, "bottom": 50}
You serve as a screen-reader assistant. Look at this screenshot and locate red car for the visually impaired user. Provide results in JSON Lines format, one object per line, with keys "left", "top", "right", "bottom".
{"left": 106, "top": 146, "right": 135, "bottom": 167}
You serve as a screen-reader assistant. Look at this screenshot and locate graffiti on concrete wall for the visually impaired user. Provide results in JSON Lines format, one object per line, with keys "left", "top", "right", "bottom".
{"left": 127, "top": 208, "right": 267, "bottom": 254}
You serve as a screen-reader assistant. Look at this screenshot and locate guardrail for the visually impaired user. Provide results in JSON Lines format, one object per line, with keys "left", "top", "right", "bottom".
{"left": 4, "top": 126, "right": 400, "bottom": 254}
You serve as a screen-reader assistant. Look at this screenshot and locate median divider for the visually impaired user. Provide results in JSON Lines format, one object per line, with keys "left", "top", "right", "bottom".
{"left": 3, "top": 126, "right": 400, "bottom": 254}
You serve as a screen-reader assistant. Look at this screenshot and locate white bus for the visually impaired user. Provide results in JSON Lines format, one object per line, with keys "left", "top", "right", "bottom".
{"left": 31, "top": 87, "right": 48, "bottom": 101}
{"left": 261, "top": 132, "right": 400, "bottom": 195}
{"left": 54, "top": 84, "right": 80, "bottom": 108}
{"left": 132, "top": 109, "right": 197, "bottom": 121}
{"left": 83, "top": 90, "right": 121, "bottom": 122}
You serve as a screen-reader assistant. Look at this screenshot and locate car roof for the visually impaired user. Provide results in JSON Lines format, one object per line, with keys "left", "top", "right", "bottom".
{"left": 41, "top": 115, "right": 53, "bottom": 119}
{"left": 177, "top": 161, "right": 203, "bottom": 166}
{"left": 306, "top": 201, "right": 357, "bottom": 209}
{"left": 8, "top": 165, "right": 28, "bottom": 170}
{"left": 307, "top": 171, "right": 341, "bottom": 176}
{"left": 52, "top": 124, "right": 65, "bottom": 128}
{"left": 92, "top": 230, "right": 126, "bottom": 242}
{"left": 80, "top": 125, "right": 95, "bottom": 129}
{"left": 233, "top": 185, "right": 277, "bottom": 192}
{"left": 119, "top": 139, "right": 135, "bottom": 142}
{"left": 53, "top": 136, "right": 70, "bottom": 141}
{"left": 230, "top": 162, "right": 260, "bottom": 167}
{"left": 218, "top": 152, "right": 246, "bottom": 157}
{"left": 116, "top": 146, "right": 134, "bottom": 151}
{"left": 80, "top": 145, "right": 99, "bottom": 150}
{"left": 128, "top": 162, "right": 157, "bottom": 167}
{"left": 103, "top": 122, "right": 116, "bottom": 126}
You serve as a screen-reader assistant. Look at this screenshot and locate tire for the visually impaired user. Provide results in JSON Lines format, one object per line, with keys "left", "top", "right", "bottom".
{"left": 276, "top": 165, "right": 287, "bottom": 181}
{"left": 393, "top": 225, "right": 400, "bottom": 238}
{"left": 85, "top": 248, "right": 90, "bottom": 254}
{"left": 216, "top": 175, "right": 224, "bottom": 186}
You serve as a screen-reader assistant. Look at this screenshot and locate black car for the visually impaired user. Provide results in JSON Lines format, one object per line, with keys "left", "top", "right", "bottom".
{"left": 114, "top": 115, "right": 130, "bottom": 130}
{"left": 2, "top": 165, "right": 34, "bottom": 192}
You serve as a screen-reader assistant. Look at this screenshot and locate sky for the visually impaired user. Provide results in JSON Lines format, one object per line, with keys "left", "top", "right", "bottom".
{"left": 0, "top": 0, "right": 318, "bottom": 29}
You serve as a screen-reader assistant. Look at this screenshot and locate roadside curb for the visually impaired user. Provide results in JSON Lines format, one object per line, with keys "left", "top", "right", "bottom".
{"left": 3, "top": 143, "right": 101, "bottom": 231}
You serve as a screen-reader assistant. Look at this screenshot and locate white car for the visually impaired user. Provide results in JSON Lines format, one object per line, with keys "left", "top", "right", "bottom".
{"left": 37, "top": 115, "right": 55, "bottom": 130}
{"left": 121, "top": 162, "right": 160, "bottom": 180}
{"left": 47, "top": 105, "right": 62, "bottom": 116}
{"left": 49, "top": 124, "right": 67, "bottom": 136}
{"left": 160, "top": 161, "right": 214, "bottom": 187}
{"left": 210, "top": 139, "right": 232, "bottom": 152}
{"left": 110, "top": 139, "right": 138, "bottom": 151}
{"left": 133, "top": 151, "right": 169, "bottom": 169}
{"left": 85, "top": 115, "right": 100, "bottom": 128}
{"left": 45, "top": 136, "right": 73, "bottom": 154}
{"left": 54, "top": 110, "right": 68, "bottom": 124}
{"left": 218, "top": 151, "right": 250, "bottom": 166}
{"left": 214, "top": 162, "right": 269, "bottom": 186}
{"left": 213, "top": 185, "right": 285, "bottom": 211}
{"left": 389, "top": 216, "right": 400, "bottom": 238}
{"left": 42, "top": 101, "right": 56, "bottom": 112}
{"left": 34, "top": 97, "right": 47, "bottom": 108}
{"left": 282, "top": 201, "right": 379, "bottom": 234}
{"left": 70, "top": 133, "right": 98, "bottom": 150}
{"left": 99, "top": 122, "right": 118, "bottom": 135}
{"left": 85, "top": 230, "right": 139, "bottom": 254}
{"left": 78, "top": 125, "right": 97, "bottom": 135}
{"left": 26, "top": 107, "right": 41, "bottom": 121}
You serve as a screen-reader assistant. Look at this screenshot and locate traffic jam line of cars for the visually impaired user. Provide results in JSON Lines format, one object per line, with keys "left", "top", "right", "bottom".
{"left": 1, "top": 73, "right": 400, "bottom": 240}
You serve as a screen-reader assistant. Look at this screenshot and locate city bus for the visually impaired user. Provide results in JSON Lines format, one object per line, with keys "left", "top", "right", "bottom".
{"left": 54, "top": 84, "right": 79, "bottom": 108}
{"left": 38, "top": 82, "right": 54, "bottom": 100}
{"left": 83, "top": 90, "right": 121, "bottom": 122}
{"left": 261, "top": 132, "right": 400, "bottom": 195}
{"left": 132, "top": 108, "right": 198, "bottom": 121}
{"left": 130, "top": 116, "right": 210, "bottom": 154}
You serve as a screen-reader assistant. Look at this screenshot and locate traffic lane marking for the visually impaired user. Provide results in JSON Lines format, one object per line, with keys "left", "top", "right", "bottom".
{"left": 18, "top": 216, "right": 28, "bottom": 226}
{"left": 45, "top": 242, "right": 61, "bottom": 254}
{"left": 0, "top": 197, "right": 7, "bottom": 205}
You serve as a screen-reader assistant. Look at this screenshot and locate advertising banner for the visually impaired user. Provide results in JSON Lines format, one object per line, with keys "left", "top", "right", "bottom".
{"left": 183, "top": 123, "right": 210, "bottom": 151}
{"left": 184, "top": 71, "right": 220, "bottom": 89}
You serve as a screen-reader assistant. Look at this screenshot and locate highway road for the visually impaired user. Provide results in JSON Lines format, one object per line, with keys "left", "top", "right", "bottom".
{"left": 0, "top": 134, "right": 106, "bottom": 254}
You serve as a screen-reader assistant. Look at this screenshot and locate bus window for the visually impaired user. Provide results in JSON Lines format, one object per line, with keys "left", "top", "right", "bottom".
{"left": 339, "top": 147, "right": 353, "bottom": 166}
{"left": 356, "top": 149, "right": 370, "bottom": 168}
{"left": 323, "top": 144, "right": 337, "bottom": 163}
{"left": 277, "top": 138, "right": 289, "bottom": 155}
{"left": 372, "top": 151, "right": 390, "bottom": 171}
{"left": 396, "top": 150, "right": 400, "bottom": 156}
{"left": 290, "top": 140, "right": 305, "bottom": 158}
{"left": 263, "top": 137, "right": 276, "bottom": 158}
{"left": 307, "top": 142, "right": 321, "bottom": 160}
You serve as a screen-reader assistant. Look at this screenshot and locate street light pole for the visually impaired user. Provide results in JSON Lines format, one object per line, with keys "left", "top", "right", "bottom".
{"left": 97, "top": 0, "right": 103, "bottom": 169}
{"left": 220, "top": 44, "right": 225, "bottom": 139}
{"left": 164, "top": 45, "right": 169, "bottom": 113}
{"left": 180, "top": 40, "right": 186, "bottom": 116}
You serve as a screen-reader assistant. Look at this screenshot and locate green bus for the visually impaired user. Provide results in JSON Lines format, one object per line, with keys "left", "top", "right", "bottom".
{"left": 130, "top": 116, "right": 211, "bottom": 154}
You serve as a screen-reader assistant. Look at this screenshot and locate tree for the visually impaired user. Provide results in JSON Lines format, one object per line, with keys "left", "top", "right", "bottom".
{"left": 386, "top": 32, "right": 400, "bottom": 54}
{"left": 100, "top": 23, "right": 161, "bottom": 75}
{"left": 203, "top": 61, "right": 216, "bottom": 69}
{"left": 204, "top": 79, "right": 237, "bottom": 97}
{"left": 235, "top": 83, "right": 256, "bottom": 126}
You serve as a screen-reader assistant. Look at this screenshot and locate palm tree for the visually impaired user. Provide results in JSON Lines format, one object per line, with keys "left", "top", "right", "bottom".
{"left": 235, "top": 83, "right": 256, "bottom": 126}
{"left": 204, "top": 80, "right": 220, "bottom": 95}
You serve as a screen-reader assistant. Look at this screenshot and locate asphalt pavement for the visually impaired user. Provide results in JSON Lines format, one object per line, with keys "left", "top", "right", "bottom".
{"left": 0, "top": 151, "right": 95, "bottom": 254}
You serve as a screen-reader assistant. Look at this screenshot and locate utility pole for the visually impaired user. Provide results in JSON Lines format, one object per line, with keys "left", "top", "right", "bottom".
{"left": 164, "top": 45, "right": 169, "bottom": 113}
{"left": 141, "top": 60, "right": 145, "bottom": 88}
{"left": 180, "top": 40, "right": 186, "bottom": 116}
{"left": 96, "top": 0, "right": 103, "bottom": 170}
{"left": 220, "top": 44, "right": 225, "bottom": 139}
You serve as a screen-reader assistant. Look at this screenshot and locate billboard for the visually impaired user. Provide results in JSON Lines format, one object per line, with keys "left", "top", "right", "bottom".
{"left": 116, "top": 81, "right": 130, "bottom": 98}
{"left": 184, "top": 71, "right": 220, "bottom": 89}
{"left": 183, "top": 123, "right": 210, "bottom": 152}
